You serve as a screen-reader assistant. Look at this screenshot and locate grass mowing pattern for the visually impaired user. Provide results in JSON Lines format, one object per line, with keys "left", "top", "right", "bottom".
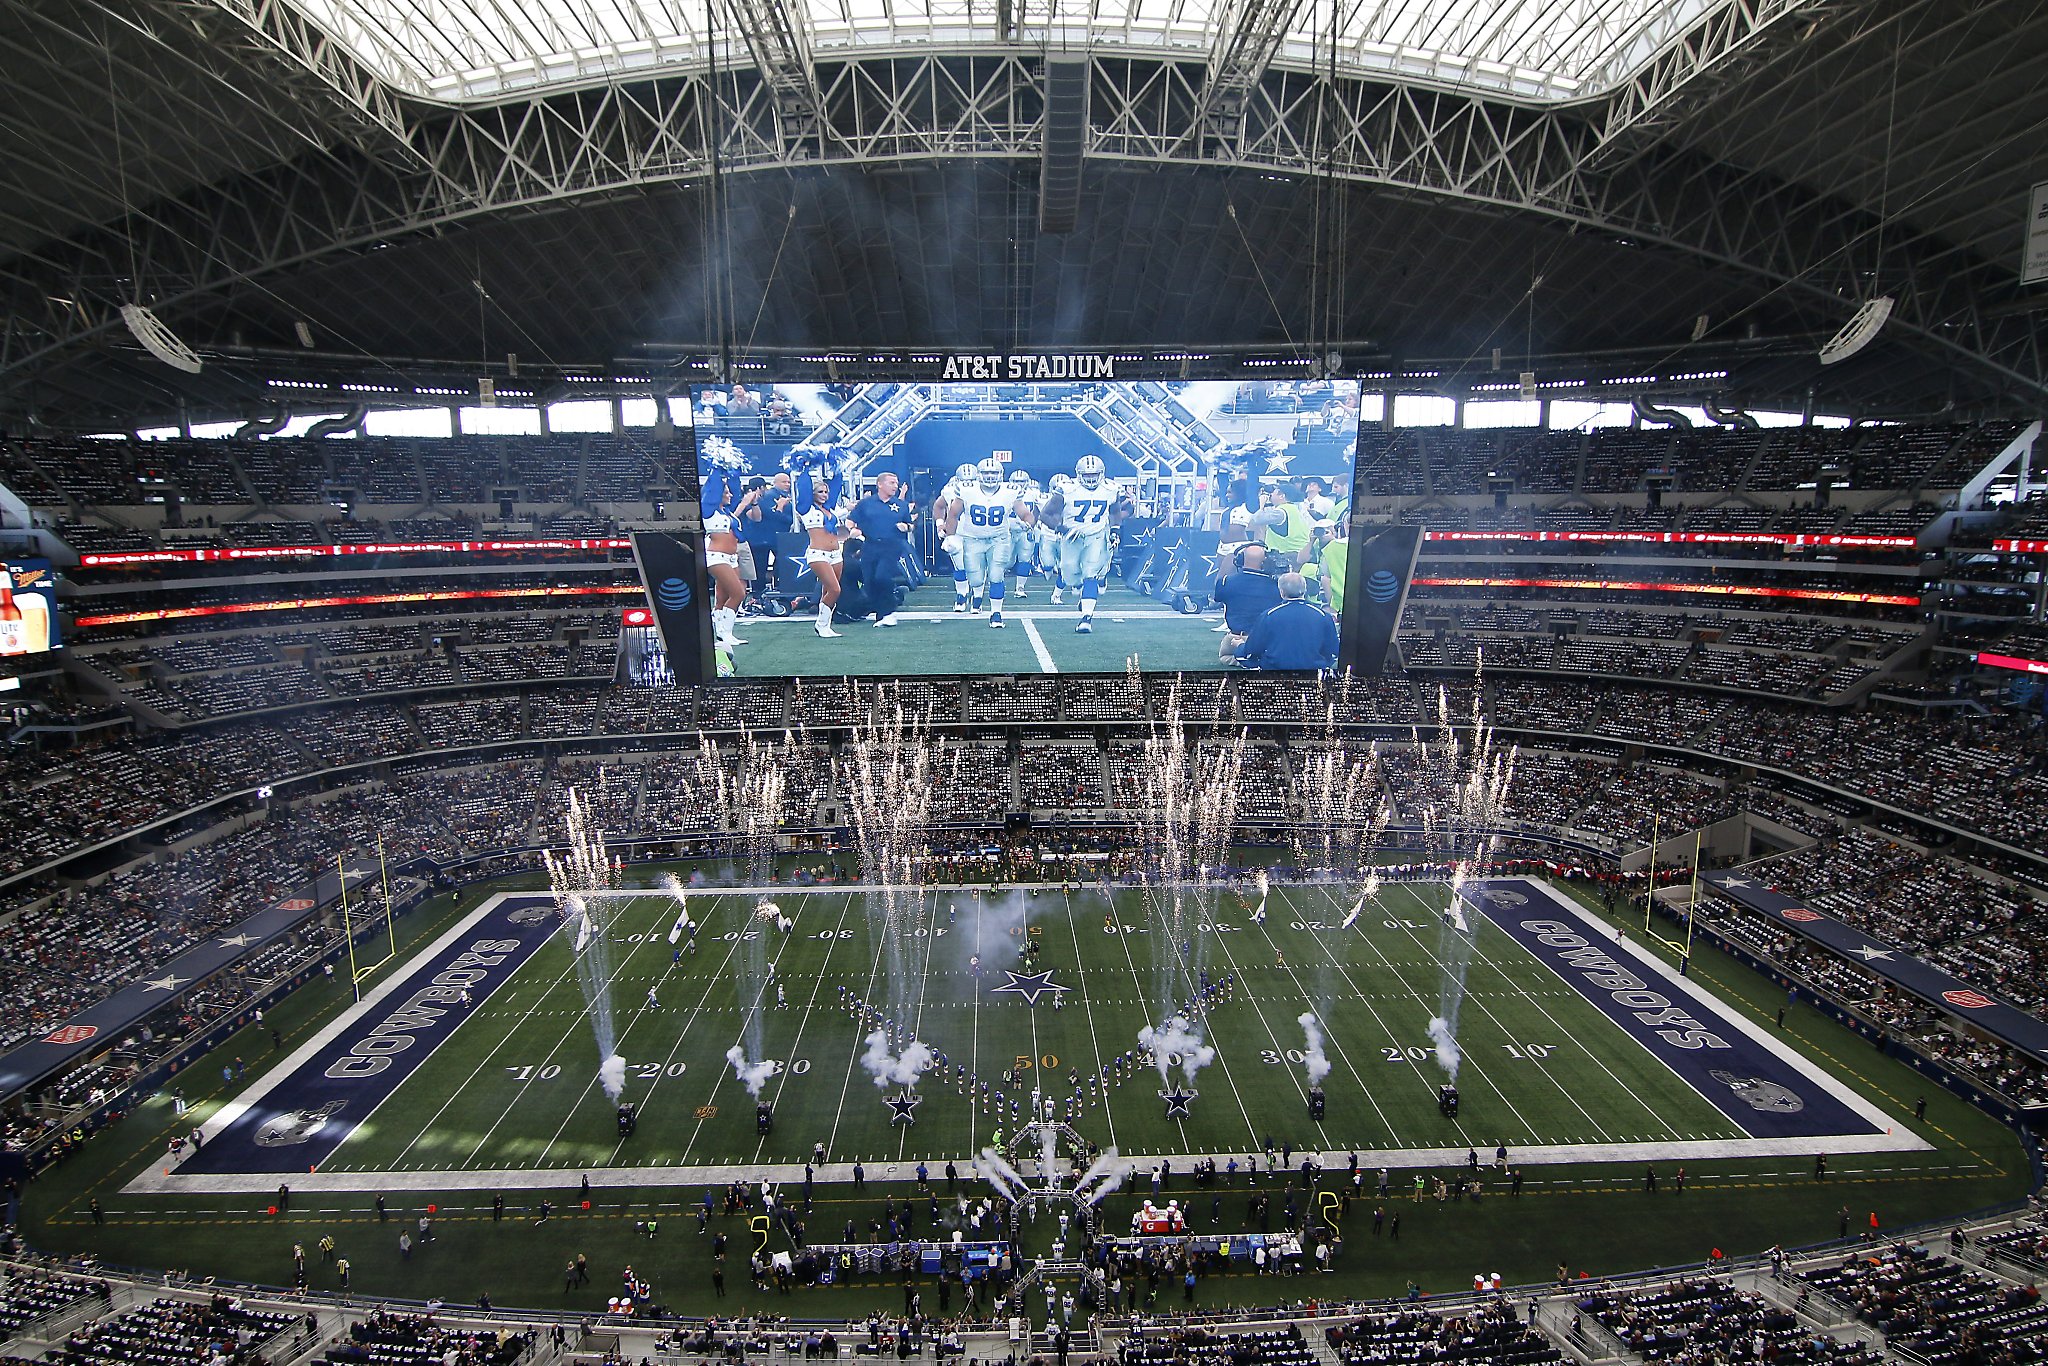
{"left": 323, "top": 882, "right": 1739, "bottom": 1174}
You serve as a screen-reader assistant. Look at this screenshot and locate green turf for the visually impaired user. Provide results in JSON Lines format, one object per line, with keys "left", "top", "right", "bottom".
{"left": 729, "top": 581, "right": 1237, "bottom": 676}
{"left": 21, "top": 871, "right": 2032, "bottom": 1315}
{"left": 320, "top": 880, "right": 1741, "bottom": 1175}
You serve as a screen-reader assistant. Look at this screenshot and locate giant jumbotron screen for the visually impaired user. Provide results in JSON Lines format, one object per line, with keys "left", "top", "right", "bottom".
{"left": 635, "top": 379, "right": 1412, "bottom": 681}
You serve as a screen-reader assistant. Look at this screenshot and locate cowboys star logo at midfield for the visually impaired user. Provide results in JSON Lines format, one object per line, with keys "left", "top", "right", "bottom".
{"left": 254, "top": 1100, "right": 348, "bottom": 1147}
{"left": 1160, "top": 1086, "right": 1197, "bottom": 1120}
{"left": 991, "top": 968, "right": 1069, "bottom": 1006}
{"left": 885, "top": 1091, "right": 922, "bottom": 1125}
{"left": 1709, "top": 1069, "right": 1804, "bottom": 1113}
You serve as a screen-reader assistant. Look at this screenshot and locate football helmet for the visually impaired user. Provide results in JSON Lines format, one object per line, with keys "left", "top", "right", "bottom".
{"left": 953, "top": 462, "right": 979, "bottom": 487}
{"left": 1075, "top": 454, "right": 1106, "bottom": 490}
{"left": 978, "top": 456, "right": 1006, "bottom": 492}
{"left": 1008, "top": 470, "right": 1034, "bottom": 491}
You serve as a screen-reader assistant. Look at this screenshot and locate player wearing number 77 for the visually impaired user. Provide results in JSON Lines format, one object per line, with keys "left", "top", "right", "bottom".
{"left": 1039, "top": 454, "right": 1132, "bottom": 634}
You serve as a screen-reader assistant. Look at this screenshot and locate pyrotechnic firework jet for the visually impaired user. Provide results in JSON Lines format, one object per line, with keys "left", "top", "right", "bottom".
{"left": 1298, "top": 1011, "right": 1333, "bottom": 1088}
{"left": 543, "top": 787, "right": 627, "bottom": 1100}
{"left": 1295, "top": 677, "right": 1394, "bottom": 1022}
{"left": 732, "top": 899, "right": 780, "bottom": 1061}
{"left": 1132, "top": 678, "right": 1245, "bottom": 1058}
{"left": 1428, "top": 898, "right": 1478, "bottom": 1081}
{"left": 838, "top": 687, "right": 940, "bottom": 1091}
{"left": 1406, "top": 662, "right": 1519, "bottom": 1084}
{"left": 727, "top": 909, "right": 780, "bottom": 1101}
{"left": 689, "top": 732, "right": 789, "bottom": 886}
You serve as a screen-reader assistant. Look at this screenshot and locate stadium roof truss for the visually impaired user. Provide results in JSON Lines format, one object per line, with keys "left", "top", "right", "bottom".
{"left": 3, "top": 0, "right": 2047, "bottom": 417}
{"left": 270, "top": 0, "right": 1753, "bottom": 105}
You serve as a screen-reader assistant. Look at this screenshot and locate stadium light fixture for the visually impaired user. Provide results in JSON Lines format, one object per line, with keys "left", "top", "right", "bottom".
{"left": 1819, "top": 296, "right": 1894, "bottom": 365}
{"left": 119, "top": 304, "right": 201, "bottom": 374}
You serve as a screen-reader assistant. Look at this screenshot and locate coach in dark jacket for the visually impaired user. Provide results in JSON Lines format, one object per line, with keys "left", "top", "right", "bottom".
{"left": 1236, "top": 573, "right": 1339, "bottom": 671}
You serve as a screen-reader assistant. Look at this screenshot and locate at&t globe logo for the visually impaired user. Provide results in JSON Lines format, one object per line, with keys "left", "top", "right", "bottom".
{"left": 655, "top": 577, "right": 693, "bottom": 611}
{"left": 1365, "top": 569, "right": 1401, "bottom": 603}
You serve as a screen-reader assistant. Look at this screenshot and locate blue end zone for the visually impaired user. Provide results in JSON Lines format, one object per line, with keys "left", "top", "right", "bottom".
{"left": 181, "top": 895, "right": 562, "bottom": 1175}
{"left": 1467, "top": 880, "right": 1883, "bottom": 1141}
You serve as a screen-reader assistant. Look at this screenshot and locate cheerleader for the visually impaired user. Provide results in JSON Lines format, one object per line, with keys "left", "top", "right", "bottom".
{"left": 791, "top": 449, "right": 849, "bottom": 639}
{"left": 699, "top": 437, "right": 761, "bottom": 649}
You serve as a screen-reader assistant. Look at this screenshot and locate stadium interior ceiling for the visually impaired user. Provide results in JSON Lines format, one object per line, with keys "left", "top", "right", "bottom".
{"left": 2, "top": 0, "right": 2048, "bottom": 428}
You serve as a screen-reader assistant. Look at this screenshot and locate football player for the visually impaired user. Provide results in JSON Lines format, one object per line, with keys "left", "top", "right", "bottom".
{"left": 939, "top": 461, "right": 980, "bottom": 611}
{"left": 1005, "top": 469, "right": 1045, "bottom": 600}
{"left": 943, "top": 456, "right": 1017, "bottom": 627}
{"left": 1040, "top": 454, "right": 1130, "bottom": 633}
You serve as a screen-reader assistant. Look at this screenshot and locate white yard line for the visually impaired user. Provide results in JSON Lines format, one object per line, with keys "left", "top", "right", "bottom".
{"left": 519, "top": 901, "right": 692, "bottom": 1166}
{"left": 893, "top": 891, "right": 948, "bottom": 1165}
{"left": 1204, "top": 886, "right": 1402, "bottom": 1147}
{"left": 1098, "top": 884, "right": 1261, "bottom": 1152}
{"left": 1020, "top": 618, "right": 1059, "bottom": 673}
{"left": 823, "top": 888, "right": 911, "bottom": 1162}
{"left": 745, "top": 892, "right": 858, "bottom": 1166}
{"left": 1055, "top": 887, "right": 1118, "bottom": 1151}
{"left": 1374, "top": 882, "right": 1619, "bottom": 1141}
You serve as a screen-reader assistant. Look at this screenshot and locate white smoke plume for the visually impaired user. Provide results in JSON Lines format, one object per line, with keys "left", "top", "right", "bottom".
{"left": 598, "top": 1053, "right": 627, "bottom": 1102}
{"left": 1298, "top": 1011, "right": 1333, "bottom": 1087}
{"left": 1138, "top": 1016, "right": 1216, "bottom": 1087}
{"left": 975, "top": 1147, "right": 1029, "bottom": 1202}
{"left": 1074, "top": 1147, "right": 1130, "bottom": 1206}
{"left": 1428, "top": 1016, "right": 1463, "bottom": 1082}
{"left": 860, "top": 1031, "right": 933, "bottom": 1090}
{"left": 658, "top": 871, "right": 686, "bottom": 902}
{"left": 725, "top": 1044, "right": 778, "bottom": 1098}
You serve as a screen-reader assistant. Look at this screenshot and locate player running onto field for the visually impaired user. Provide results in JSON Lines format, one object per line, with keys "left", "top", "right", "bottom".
{"left": 1005, "top": 469, "right": 1046, "bottom": 600}
{"left": 1041, "top": 454, "right": 1131, "bottom": 633}
{"left": 944, "top": 457, "right": 1017, "bottom": 627}
{"left": 939, "top": 462, "right": 979, "bottom": 612}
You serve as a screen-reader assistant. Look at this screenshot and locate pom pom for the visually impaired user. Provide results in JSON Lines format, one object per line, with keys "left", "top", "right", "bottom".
{"left": 700, "top": 435, "right": 750, "bottom": 472}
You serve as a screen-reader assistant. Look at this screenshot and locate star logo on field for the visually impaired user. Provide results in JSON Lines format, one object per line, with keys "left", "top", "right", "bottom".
{"left": 1262, "top": 452, "right": 1294, "bottom": 474}
{"left": 1718, "top": 877, "right": 1751, "bottom": 888}
{"left": 141, "top": 974, "right": 188, "bottom": 993}
{"left": 1160, "top": 1086, "right": 1197, "bottom": 1120}
{"left": 992, "top": 969, "right": 1068, "bottom": 1006}
{"left": 217, "top": 934, "right": 255, "bottom": 948}
{"left": 1849, "top": 945, "right": 1895, "bottom": 962}
{"left": 886, "top": 1091, "right": 922, "bottom": 1125}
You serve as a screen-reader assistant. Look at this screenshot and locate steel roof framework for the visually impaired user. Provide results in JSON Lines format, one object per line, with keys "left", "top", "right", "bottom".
{"left": 2, "top": 0, "right": 2043, "bottom": 418}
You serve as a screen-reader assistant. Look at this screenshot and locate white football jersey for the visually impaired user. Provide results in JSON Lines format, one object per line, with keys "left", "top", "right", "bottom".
{"left": 1060, "top": 484, "right": 1118, "bottom": 536}
{"left": 956, "top": 485, "right": 1016, "bottom": 538}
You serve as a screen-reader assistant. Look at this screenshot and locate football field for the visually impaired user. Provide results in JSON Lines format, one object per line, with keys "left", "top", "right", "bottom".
{"left": 142, "top": 878, "right": 1922, "bottom": 1194}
